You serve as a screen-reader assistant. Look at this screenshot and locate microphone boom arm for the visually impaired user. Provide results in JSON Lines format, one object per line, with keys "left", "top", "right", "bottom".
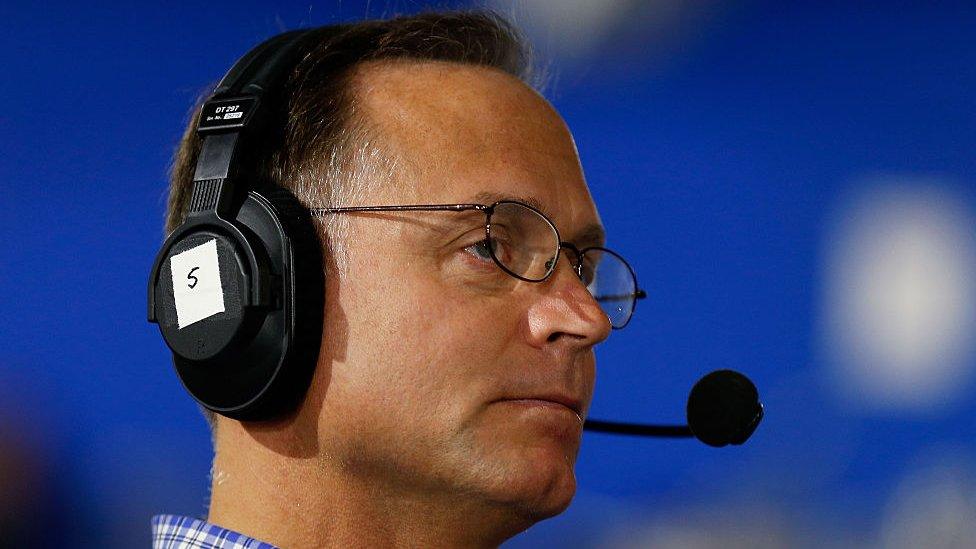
{"left": 584, "top": 419, "right": 693, "bottom": 437}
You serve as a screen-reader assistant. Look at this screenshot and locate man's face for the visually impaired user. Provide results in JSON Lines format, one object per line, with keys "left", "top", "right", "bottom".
{"left": 312, "top": 60, "right": 612, "bottom": 521}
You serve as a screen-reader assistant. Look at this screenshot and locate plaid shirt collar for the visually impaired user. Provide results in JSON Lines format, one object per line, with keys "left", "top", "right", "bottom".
{"left": 152, "top": 514, "right": 279, "bottom": 549}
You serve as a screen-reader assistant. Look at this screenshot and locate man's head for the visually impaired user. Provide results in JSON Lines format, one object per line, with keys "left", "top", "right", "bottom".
{"left": 165, "top": 11, "right": 612, "bottom": 539}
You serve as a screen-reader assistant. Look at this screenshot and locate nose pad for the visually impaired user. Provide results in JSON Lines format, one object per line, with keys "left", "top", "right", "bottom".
{"left": 557, "top": 242, "right": 585, "bottom": 281}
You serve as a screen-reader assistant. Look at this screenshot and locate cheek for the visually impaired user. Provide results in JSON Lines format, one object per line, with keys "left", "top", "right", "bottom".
{"left": 378, "top": 278, "right": 520, "bottom": 412}
{"left": 334, "top": 269, "right": 523, "bottom": 426}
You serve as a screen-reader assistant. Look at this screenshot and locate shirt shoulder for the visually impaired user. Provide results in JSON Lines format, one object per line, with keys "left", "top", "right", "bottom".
{"left": 151, "top": 514, "right": 279, "bottom": 549}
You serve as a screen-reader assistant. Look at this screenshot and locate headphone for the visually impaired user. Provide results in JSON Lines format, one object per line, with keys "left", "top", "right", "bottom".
{"left": 148, "top": 28, "right": 341, "bottom": 421}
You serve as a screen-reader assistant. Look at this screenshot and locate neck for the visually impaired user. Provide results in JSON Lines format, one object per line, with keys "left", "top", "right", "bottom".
{"left": 206, "top": 419, "right": 529, "bottom": 548}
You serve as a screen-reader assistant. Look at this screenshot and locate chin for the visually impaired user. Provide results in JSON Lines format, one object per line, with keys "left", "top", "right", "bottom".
{"left": 482, "top": 442, "right": 580, "bottom": 522}
{"left": 461, "top": 403, "right": 584, "bottom": 523}
{"left": 519, "top": 480, "right": 576, "bottom": 522}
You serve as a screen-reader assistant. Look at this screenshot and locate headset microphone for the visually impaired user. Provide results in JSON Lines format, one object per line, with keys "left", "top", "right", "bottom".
{"left": 584, "top": 369, "right": 764, "bottom": 447}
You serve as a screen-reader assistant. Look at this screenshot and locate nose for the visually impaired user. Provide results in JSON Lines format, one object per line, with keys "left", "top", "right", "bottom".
{"left": 524, "top": 247, "right": 613, "bottom": 348}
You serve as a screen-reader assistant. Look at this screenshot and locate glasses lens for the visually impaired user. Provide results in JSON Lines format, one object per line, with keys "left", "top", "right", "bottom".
{"left": 487, "top": 202, "right": 560, "bottom": 281}
{"left": 583, "top": 248, "right": 638, "bottom": 328}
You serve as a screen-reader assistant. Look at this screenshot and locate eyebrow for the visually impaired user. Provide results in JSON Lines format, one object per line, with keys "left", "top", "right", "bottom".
{"left": 471, "top": 191, "right": 546, "bottom": 212}
{"left": 469, "top": 191, "right": 606, "bottom": 248}
{"left": 572, "top": 223, "right": 607, "bottom": 249}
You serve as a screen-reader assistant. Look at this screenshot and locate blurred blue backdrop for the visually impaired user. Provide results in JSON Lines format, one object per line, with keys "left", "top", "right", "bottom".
{"left": 2, "top": 1, "right": 975, "bottom": 547}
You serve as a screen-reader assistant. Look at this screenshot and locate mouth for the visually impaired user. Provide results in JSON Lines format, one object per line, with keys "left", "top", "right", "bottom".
{"left": 495, "top": 395, "right": 584, "bottom": 423}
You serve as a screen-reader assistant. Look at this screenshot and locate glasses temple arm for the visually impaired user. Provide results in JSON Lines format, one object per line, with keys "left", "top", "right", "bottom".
{"left": 310, "top": 203, "right": 488, "bottom": 215}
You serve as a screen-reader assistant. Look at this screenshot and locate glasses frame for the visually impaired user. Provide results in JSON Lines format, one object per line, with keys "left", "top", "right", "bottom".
{"left": 311, "top": 199, "right": 647, "bottom": 329}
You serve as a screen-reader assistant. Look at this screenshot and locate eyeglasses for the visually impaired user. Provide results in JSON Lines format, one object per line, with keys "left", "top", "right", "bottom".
{"left": 311, "top": 200, "right": 647, "bottom": 329}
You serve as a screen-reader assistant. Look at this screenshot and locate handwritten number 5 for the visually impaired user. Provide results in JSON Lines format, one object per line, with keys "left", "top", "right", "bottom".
{"left": 187, "top": 267, "right": 200, "bottom": 289}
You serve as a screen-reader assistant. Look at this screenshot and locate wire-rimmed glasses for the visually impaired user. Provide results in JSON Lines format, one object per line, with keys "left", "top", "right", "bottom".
{"left": 311, "top": 200, "right": 646, "bottom": 329}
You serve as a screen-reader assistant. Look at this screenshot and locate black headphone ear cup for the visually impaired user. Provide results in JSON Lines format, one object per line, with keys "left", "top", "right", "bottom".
{"left": 156, "top": 184, "right": 326, "bottom": 421}
{"left": 241, "top": 186, "right": 326, "bottom": 420}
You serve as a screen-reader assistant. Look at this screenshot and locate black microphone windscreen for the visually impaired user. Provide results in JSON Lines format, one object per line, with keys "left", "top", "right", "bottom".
{"left": 686, "top": 369, "right": 763, "bottom": 447}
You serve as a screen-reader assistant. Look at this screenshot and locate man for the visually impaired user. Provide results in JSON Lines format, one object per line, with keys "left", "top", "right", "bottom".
{"left": 153, "top": 10, "right": 642, "bottom": 548}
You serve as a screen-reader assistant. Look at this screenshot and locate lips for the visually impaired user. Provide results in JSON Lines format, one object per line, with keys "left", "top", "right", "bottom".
{"left": 496, "top": 394, "right": 584, "bottom": 419}
{"left": 533, "top": 394, "right": 583, "bottom": 416}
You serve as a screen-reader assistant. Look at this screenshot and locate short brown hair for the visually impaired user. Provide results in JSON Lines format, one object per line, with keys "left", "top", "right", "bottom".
{"left": 165, "top": 10, "right": 531, "bottom": 234}
{"left": 162, "top": 10, "right": 532, "bottom": 437}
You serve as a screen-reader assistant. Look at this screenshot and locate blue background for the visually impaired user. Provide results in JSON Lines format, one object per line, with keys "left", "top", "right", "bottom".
{"left": 2, "top": 1, "right": 975, "bottom": 546}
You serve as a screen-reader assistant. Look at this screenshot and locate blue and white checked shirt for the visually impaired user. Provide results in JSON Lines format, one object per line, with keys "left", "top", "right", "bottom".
{"left": 151, "top": 514, "right": 278, "bottom": 549}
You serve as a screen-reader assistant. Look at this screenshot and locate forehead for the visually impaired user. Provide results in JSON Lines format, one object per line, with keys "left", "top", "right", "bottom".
{"left": 348, "top": 59, "right": 602, "bottom": 233}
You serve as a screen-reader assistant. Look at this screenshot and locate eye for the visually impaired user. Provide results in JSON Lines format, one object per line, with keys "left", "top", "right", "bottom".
{"left": 463, "top": 235, "right": 517, "bottom": 269}
{"left": 464, "top": 238, "right": 496, "bottom": 263}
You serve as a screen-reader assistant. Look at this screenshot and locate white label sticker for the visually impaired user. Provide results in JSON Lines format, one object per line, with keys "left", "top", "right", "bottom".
{"left": 170, "top": 239, "right": 226, "bottom": 329}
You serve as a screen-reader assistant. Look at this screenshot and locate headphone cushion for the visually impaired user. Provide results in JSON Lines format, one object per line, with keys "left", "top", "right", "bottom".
{"left": 241, "top": 185, "right": 326, "bottom": 420}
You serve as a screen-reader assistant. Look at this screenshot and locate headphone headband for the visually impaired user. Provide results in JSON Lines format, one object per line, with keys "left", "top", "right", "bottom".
{"left": 197, "top": 27, "right": 348, "bottom": 136}
{"left": 212, "top": 30, "right": 310, "bottom": 98}
{"left": 190, "top": 28, "right": 339, "bottom": 214}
